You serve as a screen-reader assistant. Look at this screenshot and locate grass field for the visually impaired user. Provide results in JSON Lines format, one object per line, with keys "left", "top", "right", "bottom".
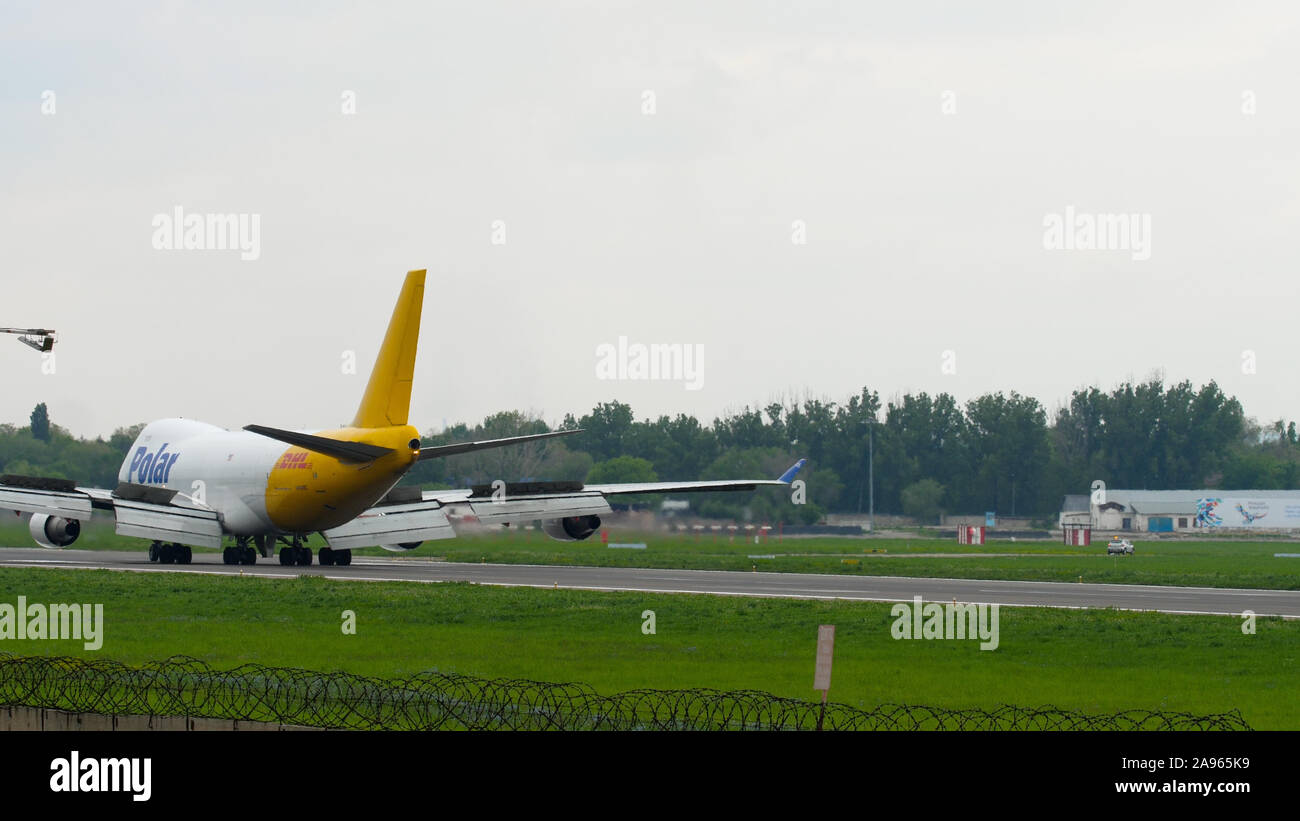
{"left": 7, "top": 517, "right": 1299, "bottom": 590}
{"left": 0, "top": 567, "right": 1295, "bottom": 728}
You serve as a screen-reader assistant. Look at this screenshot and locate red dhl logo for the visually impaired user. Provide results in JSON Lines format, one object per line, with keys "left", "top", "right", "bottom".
{"left": 275, "top": 452, "right": 313, "bottom": 470}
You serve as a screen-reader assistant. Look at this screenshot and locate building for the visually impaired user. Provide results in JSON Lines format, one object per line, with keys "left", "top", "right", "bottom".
{"left": 1059, "top": 489, "right": 1300, "bottom": 533}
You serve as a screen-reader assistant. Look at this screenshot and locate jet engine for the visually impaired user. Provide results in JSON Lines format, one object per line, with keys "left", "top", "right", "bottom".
{"left": 541, "top": 515, "right": 602, "bottom": 542}
{"left": 29, "top": 514, "right": 81, "bottom": 549}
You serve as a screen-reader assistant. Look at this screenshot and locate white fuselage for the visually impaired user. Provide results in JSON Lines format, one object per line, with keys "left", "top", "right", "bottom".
{"left": 119, "top": 418, "right": 287, "bottom": 536}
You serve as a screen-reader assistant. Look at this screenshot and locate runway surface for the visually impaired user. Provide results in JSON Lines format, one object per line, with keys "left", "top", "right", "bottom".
{"left": 1, "top": 547, "right": 1297, "bottom": 617}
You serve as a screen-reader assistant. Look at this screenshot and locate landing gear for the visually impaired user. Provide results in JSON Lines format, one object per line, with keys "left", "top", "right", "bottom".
{"left": 278, "top": 537, "right": 312, "bottom": 566}
{"left": 271, "top": 536, "right": 348, "bottom": 567}
{"left": 317, "top": 547, "right": 352, "bottom": 566}
{"left": 223, "top": 544, "right": 258, "bottom": 565}
{"left": 153, "top": 542, "right": 192, "bottom": 565}
{"left": 222, "top": 538, "right": 258, "bottom": 565}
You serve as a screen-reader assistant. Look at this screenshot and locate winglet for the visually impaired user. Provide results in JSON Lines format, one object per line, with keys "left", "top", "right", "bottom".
{"left": 778, "top": 458, "right": 807, "bottom": 483}
{"left": 353, "top": 270, "right": 426, "bottom": 429}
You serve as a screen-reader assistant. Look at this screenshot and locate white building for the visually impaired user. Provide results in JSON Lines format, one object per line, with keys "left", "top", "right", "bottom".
{"left": 1059, "top": 489, "right": 1300, "bottom": 533}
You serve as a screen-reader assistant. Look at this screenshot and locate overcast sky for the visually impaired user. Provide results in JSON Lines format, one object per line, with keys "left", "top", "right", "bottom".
{"left": 2, "top": 1, "right": 1297, "bottom": 439}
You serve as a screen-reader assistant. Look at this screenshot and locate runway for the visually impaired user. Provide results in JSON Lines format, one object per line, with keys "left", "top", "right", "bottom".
{"left": 1, "top": 547, "right": 1297, "bottom": 617}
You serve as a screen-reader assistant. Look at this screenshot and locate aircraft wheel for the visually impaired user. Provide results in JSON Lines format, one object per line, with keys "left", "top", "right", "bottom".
{"left": 178, "top": 544, "right": 192, "bottom": 564}
{"left": 336, "top": 550, "right": 351, "bottom": 567}
{"left": 297, "top": 547, "right": 312, "bottom": 566}
{"left": 319, "top": 547, "right": 334, "bottom": 566}
{"left": 279, "top": 548, "right": 292, "bottom": 566}
{"left": 243, "top": 547, "right": 257, "bottom": 565}
{"left": 149, "top": 542, "right": 161, "bottom": 563}
{"left": 159, "top": 544, "right": 175, "bottom": 564}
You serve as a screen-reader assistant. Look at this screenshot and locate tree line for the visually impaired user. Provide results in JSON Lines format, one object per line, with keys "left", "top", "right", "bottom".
{"left": 2, "top": 379, "right": 1295, "bottom": 523}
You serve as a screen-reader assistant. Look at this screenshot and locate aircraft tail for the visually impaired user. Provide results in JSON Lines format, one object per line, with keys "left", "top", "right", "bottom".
{"left": 352, "top": 269, "right": 426, "bottom": 428}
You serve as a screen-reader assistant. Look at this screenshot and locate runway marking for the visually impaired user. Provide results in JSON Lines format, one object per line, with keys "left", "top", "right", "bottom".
{"left": 425, "top": 560, "right": 1300, "bottom": 597}
{"left": 0, "top": 553, "right": 1297, "bottom": 618}
{"left": 2, "top": 558, "right": 1300, "bottom": 615}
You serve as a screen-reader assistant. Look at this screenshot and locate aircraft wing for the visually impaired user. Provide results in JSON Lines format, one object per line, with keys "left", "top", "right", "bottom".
{"left": 0, "top": 475, "right": 223, "bottom": 549}
{"left": 322, "top": 459, "right": 805, "bottom": 549}
{"left": 585, "top": 458, "right": 807, "bottom": 495}
{"left": 586, "top": 479, "right": 780, "bottom": 495}
{"left": 323, "top": 486, "right": 611, "bottom": 548}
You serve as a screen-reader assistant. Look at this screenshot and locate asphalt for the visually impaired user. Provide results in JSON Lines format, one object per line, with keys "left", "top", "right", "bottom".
{"left": 0, "top": 547, "right": 1296, "bottom": 617}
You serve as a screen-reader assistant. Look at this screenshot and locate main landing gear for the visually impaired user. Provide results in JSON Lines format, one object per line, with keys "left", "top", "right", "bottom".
{"left": 279, "top": 543, "right": 312, "bottom": 566}
{"left": 148, "top": 541, "right": 192, "bottom": 565}
{"left": 275, "top": 536, "right": 350, "bottom": 567}
{"left": 222, "top": 536, "right": 258, "bottom": 565}
{"left": 318, "top": 546, "right": 351, "bottom": 566}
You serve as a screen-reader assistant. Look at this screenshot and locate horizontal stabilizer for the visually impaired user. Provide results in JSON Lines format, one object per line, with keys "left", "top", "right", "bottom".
{"left": 418, "top": 429, "right": 582, "bottom": 461}
{"left": 244, "top": 425, "right": 395, "bottom": 463}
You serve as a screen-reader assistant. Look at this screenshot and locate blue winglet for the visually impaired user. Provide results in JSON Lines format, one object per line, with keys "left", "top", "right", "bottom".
{"left": 778, "top": 458, "right": 807, "bottom": 483}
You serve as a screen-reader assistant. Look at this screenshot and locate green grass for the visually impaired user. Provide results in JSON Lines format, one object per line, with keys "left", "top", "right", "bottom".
{"left": 0, "top": 567, "right": 1295, "bottom": 728}
{"left": 6, "top": 518, "right": 1300, "bottom": 589}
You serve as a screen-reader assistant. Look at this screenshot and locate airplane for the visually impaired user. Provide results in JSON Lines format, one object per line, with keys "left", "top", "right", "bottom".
{"left": 0, "top": 270, "right": 804, "bottom": 567}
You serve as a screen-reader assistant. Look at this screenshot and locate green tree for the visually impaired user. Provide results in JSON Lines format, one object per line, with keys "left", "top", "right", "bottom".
{"left": 30, "top": 403, "right": 50, "bottom": 443}
{"left": 965, "top": 392, "right": 1049, "bottom": 515}
{"left": 573, "top": 401, "right": 635, "bottom": 463}
{"left": 586, "top": 455, "right": 658, "bottom": 507}
{"left": 109, "top": 423, "right": 146, "bottom": 456}
{"left": 901, "top": 479, "right": 945, "bottom": 524}
{"left": 556, "top": 448, "right": 594, "bottom": 482}
{"left": 586, "top": 455, "right": 657, "bottom": 485}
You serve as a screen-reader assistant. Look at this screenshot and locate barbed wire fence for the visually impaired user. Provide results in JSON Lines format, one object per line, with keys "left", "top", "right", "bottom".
{"left": 0, "top": 653, "right": 1251, "bottom": 730}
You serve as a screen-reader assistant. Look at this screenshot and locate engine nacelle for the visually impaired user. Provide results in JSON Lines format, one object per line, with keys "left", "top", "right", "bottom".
{"left": 29, "top": 514, "right": 81, "bottom": 549}
{"left": 378, "top": 541, "right": 423, "bottom": 552}
{"left": 541, "top": 515, "right": 602, "bottom": 542}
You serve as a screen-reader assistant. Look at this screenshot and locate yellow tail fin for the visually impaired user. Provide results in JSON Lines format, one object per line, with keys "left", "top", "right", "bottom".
{"left": 352, "top": 269, "right": 425, "bottom": 428}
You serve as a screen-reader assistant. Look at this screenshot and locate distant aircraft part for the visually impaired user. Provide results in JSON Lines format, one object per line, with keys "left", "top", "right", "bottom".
{"left": 1, "top": 327, "right": 56, "bottom": 353}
